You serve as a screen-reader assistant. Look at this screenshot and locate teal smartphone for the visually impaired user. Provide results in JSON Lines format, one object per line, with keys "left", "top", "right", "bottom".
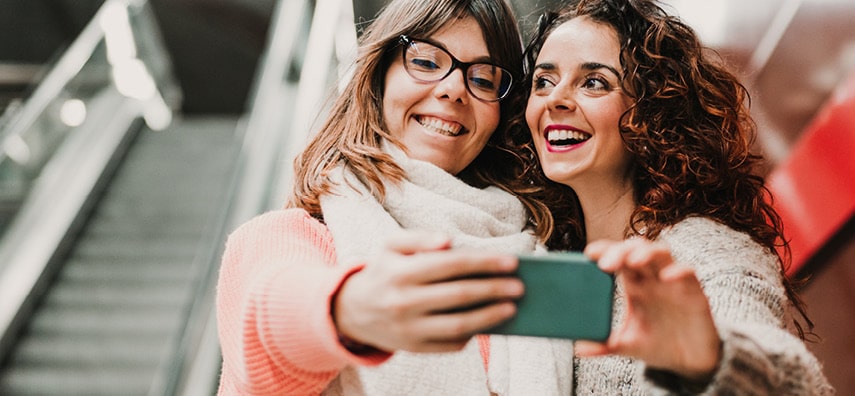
{"left": 486, "top": 252, "right": 614, "bottom": 341}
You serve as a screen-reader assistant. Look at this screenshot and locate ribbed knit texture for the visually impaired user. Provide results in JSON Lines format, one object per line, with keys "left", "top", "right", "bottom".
{"left": 216, "top": 210, "right": 389, "bottom": 395}
{"left": 573, "top": 217, "right": 835, "bottom": 395}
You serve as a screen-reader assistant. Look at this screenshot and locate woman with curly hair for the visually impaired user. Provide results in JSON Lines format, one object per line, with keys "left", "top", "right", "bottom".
{"left": 509, "top": 0, "right": 835, "bottom": 393}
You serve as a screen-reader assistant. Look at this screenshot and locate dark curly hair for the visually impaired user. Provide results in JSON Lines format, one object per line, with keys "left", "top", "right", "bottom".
{"left": 500, "top": 0, "right": 813, "bottom": 337}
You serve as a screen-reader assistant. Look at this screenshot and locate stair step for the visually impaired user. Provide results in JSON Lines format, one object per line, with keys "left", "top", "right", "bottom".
{"left": 0, "top": 366, "right": 153, "bottom": 396}
{"left": 0, "top": 116, "right": 240, "bottom": 394}
{"left": 7, "top": 334, "right": 168, "bottom": 367}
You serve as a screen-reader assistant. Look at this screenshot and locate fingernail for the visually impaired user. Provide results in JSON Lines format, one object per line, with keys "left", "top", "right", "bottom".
{"left": 507, "top": 279, "right": 524, "bottom": 295}
{"left": 498, "top": 256, "right": 518, "bottom": 270}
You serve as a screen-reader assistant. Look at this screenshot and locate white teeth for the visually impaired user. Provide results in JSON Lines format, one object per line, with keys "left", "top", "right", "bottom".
{"left": 547, "top": 129, "right": 591, "bottom": 144}
{"left": 419, "top": 116, "right": 463, "bottom": 136}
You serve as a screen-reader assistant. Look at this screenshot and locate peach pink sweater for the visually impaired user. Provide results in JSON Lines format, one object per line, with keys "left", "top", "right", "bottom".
{"left": 216, "top": 209, "right": 385, "bottom": 394}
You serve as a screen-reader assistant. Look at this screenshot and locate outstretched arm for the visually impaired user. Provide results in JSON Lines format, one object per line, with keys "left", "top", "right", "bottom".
{"left": 216, "top": 209, "right": 526, "bottom": 395}
{"left": 216, "top": 209, "right": 384, "bottom": 395}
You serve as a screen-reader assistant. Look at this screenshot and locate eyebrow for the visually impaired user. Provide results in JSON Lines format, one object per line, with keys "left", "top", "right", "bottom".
{"left": 583, "top": 62, "right": 621, "bottom": 79}
{"left": 533, "top": 61, "right": 622, "bottom": 80}
{"left": 416, "top": 37, "right": 493, "bottom": 64}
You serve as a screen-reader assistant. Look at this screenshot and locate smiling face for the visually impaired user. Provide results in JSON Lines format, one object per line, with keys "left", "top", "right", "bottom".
{"left": 383, "top": 17, "right": 500, "bottom": 175}
{"left": 525, "top": 17, "right": 633, "bottom": 192}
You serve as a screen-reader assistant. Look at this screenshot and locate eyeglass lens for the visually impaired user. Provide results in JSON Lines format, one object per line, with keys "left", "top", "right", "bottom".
{"left": 402, "top": 39, "right": 512, "bottom": 101}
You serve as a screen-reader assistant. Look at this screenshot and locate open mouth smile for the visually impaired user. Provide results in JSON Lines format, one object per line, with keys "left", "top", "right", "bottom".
{"left": 417, "top": 115, "right": 466, "bottom": 137}
{"left": 546, "top": 128, "right": 592, "bottom": 148}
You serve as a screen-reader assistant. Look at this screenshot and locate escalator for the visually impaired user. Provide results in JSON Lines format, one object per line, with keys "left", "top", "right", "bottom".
{"left": 0, "top": 116, "right": 240, "bottom": 395}
{"left": 0, "top": 0, "right": 353, "bottom": 393}
{"left": 0, "top": 0, "right": 243, "bottom": 394}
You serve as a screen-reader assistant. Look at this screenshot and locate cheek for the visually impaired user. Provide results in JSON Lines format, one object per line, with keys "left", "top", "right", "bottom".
{"left": 484, "top": 106, "right": 501, "bottom": 135}
{"left": 381, "top": 99, "right": 399, "bottom": 139}
{"left": 382, "top": 74, "right": 410, "bottom": 135}
{"left": 593, "top": 99, "right": 629, "bottom": 132}
{"left": 472, "top": 102, "right": 501, "bottom": 140}
{"left": 381, "top": 94, "right": 395, "bottom": 124}
{"left": 525, "top": 99, "right": 543, "bottom": 138}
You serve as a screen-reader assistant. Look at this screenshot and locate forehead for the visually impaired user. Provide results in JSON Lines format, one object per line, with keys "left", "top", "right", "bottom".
{"left": 426, "top": 17, "right": 490, "bottom": 60}
{"left": 538, "top": 17, "right": 621, "bottom": 65}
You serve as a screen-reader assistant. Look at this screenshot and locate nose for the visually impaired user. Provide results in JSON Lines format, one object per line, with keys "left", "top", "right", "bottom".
{"left": 433, "top": 67, "right": 469, "bottom": 104}
{"left": 546, "top": 82, "right": 577, "bottom": 112}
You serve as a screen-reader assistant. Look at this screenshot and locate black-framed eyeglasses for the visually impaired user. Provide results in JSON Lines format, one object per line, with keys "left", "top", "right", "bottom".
{"left": 398, "top": 35, "right": 513, "bottom": 102}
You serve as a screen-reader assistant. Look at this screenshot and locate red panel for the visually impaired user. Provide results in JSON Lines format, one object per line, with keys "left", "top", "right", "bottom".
{"left": 766, "top": 70, "right": 855, "bottom": 276}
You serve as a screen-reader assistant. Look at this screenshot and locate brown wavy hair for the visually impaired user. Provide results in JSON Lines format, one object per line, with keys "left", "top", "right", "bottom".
{"left": 502, "top": 0, "right": 813, "bottom": 337}
{"left": 287, "top": 0, "right": 525, "bottom": 216}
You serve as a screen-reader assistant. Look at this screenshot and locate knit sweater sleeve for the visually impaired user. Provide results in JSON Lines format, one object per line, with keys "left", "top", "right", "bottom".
{"left": 215, "top": 209, "right": 390, "bottom": 395}
{"left": 648, "top": 217, "right": 834, "bottom": 395}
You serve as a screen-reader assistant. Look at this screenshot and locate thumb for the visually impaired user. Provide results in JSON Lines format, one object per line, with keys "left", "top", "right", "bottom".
{"left": 384, "top": 230, "right": 451, "bottom": 255}
{"left": 574, "top": 340, "right": 610, "bottom": 357}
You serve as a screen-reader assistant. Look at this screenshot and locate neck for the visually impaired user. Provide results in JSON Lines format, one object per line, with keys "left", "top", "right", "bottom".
{"left": 577, "top": 182, "right": 636, "bottom": 243}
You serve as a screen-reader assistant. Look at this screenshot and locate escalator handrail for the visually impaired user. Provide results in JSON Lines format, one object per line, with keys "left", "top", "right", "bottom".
{"left": 162, "top": 0, "right": 363, "bottom": 394}
{"left": 0, "top": 0, "right": 151, "bottom": 164}
{"left": 158, "top": 0, "right": 314, "bottom": 394}
{"left": 0, "top": 0, "right": 178, "bottom": 368}
{"left": 224, "top": 0, "right": 312, "bottom": 224}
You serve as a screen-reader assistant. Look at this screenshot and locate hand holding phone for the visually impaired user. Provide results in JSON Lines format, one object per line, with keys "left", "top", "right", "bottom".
{"left": 486, "top": 252, "right": 614, "bottom": 341}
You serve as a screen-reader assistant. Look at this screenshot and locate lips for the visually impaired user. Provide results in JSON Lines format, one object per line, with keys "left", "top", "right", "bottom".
{"left": 417, "top": 115, "right": 466, "bottom": 137}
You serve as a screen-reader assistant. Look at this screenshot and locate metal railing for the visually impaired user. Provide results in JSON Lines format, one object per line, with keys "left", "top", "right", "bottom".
{"left": 0, "top": 0, "right": 360, "bottom": 392}
{"left": 166, "top": 0, "right": 360, "bottom": 394}
{"left": 0, "top": 0, "right": 180, "bottom": 386}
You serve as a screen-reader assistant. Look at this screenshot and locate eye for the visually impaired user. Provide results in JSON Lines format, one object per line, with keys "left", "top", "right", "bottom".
{"left": 581, "top": 77, "right": 609, "bottom": 91}
{"left": 469, "top": 76, "right": 496, "bottom": 90}
{"left": 405, "top": 42, "right": 448, "bottom": 73}
{"left": 532, "top": 75, "right": 556, "bottom": 92}
{"left": 469, "top": 65, "right": 501, "bottom": 91}
{"left": 409, "top": 56, "right": 440, "bottom": 71}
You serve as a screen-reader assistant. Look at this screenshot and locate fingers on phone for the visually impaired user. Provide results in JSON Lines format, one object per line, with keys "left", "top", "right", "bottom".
{"left": 625, "top": 241, "right": 672, "bottom": 273}
{"left": 592, "top": 239, "right": 637, "bottom": 272}
{"left": 413, "top": 252, "right": 518, "bottom": 284}
{"left": 420, "top": 276, "right": 524, "bottom": 313}
{"left": 397, "top": 299, "right": 515, "bottom": 351}
{"left": 574, "top": 340, "right": 610, "bottom": 357}
{"left": 587, "top": 239, "right": 674, "bottom": 281}
{"left": 436, "top": 300, "right": 517, "bottom": 339}
{"left": 583, "top": 239, "right": 615, "bottom": 261}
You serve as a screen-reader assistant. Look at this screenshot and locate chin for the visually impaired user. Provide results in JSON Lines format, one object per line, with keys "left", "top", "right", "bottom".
{"left": 542, "top": 168, "right": 576, "bottom": 187}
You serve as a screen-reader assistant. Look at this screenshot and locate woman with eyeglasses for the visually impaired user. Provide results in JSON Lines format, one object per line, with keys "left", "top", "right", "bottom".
{"left": 506, "top": 0, "right": 833, "bottom": 394}
{"left": 215, "top": 0, "right": 582, "bottom": 394}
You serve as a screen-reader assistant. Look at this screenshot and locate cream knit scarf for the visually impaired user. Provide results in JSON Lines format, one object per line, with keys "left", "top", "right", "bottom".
{"left": 319, "top": 142, "right": 574, "bottom": 395}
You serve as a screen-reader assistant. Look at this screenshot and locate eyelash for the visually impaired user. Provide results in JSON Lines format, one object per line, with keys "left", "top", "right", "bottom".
{"left": 532, "top": 74, "right": 612, "bottom": 93}
{"left": 583, "top": 77, "right": 609, "bottom": 91}
{"left": 533, "top": 75, "right": 553, "bottom": 90}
